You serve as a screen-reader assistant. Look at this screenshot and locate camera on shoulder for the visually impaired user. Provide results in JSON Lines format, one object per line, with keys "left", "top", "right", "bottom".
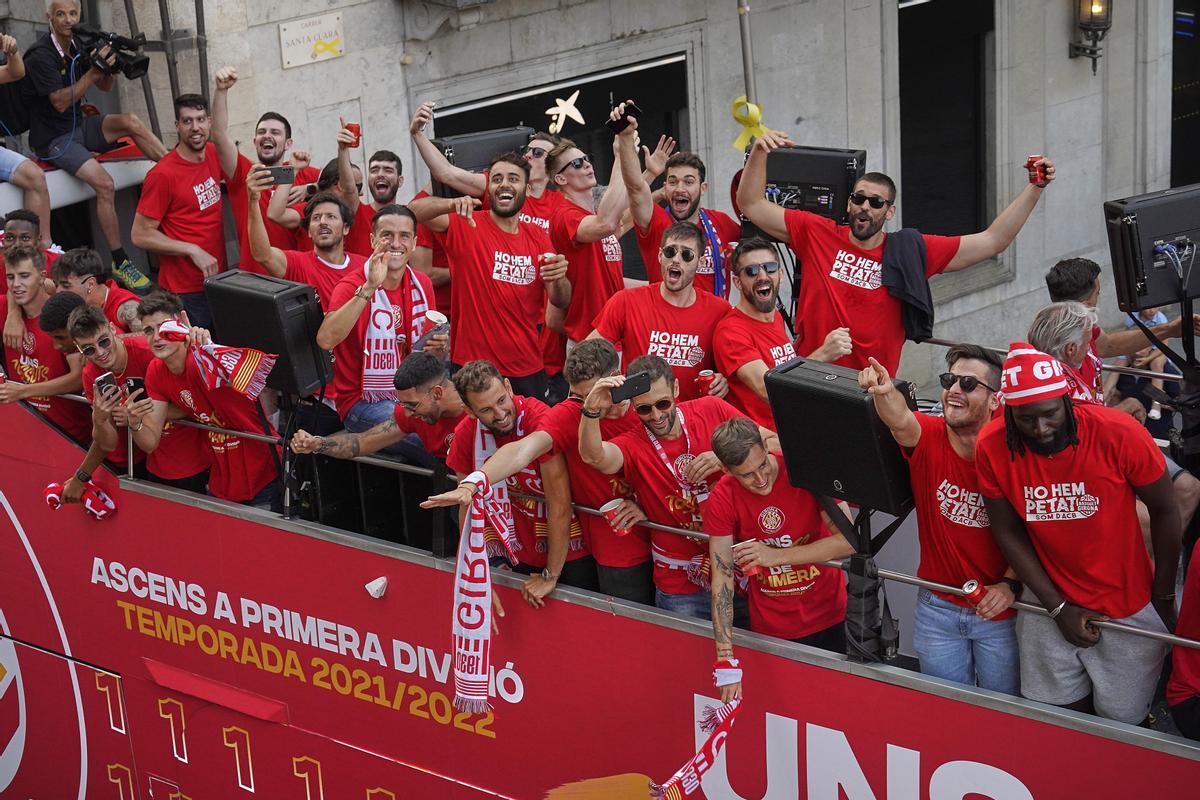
{"left": 71, "top": 23, "right": 150, "bottom": 80}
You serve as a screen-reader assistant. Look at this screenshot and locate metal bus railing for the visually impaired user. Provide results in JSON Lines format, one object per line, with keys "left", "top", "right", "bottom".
{"left": 924, "top": 337, "right": 1185, "bottom": 383}
{"left": 28, "top": 385, "right": 1200, "bottom": 654}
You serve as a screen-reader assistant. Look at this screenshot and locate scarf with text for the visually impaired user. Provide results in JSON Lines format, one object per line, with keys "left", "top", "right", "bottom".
{"left": 471, "top": 408, "right": 522, "bottom": 560}
{"left": 362, "top": 265, "right": 430, "bottom": 403}
{"left": 157, "top": 320, "right": 275, "bottom": 400}
{"left": 697, "top": 209, "right": 729, "bottom": 300}
{"left": 650, "top": 698, "right": 743, "bottom": 798}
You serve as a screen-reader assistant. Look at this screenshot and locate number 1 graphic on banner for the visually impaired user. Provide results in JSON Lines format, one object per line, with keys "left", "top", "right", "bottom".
{"left": 158, "top": 697, "right": 188, "bottom": 763}
{"left": 95, "top": 672, "right": 126, "bottom": 733}
{"left": 366, "top": 789, "right": 397, "bottom": 799}
{"left": 292, "top": 756, "right": 325, "bottom": 800}
{"left": 222, "top": 725, "right": 255, "bottom": 792}
{"left": 106, "top": 764, "right": 134, "bottom": 799}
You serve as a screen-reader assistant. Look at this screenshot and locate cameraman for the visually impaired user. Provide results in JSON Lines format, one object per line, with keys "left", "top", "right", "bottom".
{"left": 25, "top": 1, "right": 166, "bottom": 295}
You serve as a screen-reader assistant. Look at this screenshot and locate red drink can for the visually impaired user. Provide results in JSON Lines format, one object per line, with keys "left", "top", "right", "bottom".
{"left": 1024, "top": 155, "right": 1045, "bottom": 185}
{"left": 962, "top": 579, "right": 987, "bottom": 606}
{"left": 695, "top": 369, "right": 715, "bottom": 395}
{"left": 346, "top": 122, "right": 361, "bottom": 148}
{"left": 598, "top": 498, "right": 631, "bottom": 536}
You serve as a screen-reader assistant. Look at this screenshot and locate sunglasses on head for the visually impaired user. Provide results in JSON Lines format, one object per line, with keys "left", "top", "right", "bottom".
{"left": 562, "top": 154, "right": 591, "bottom": 172}
{"left": 939, "top": 372, "right": 997, "bottom": 393}
{"left": 635, "top": 398, "right": 674, "bottom": 416}
{"left": 661, "top": 245, "right": 696, "bottom": 263}
{"left": 77, "top": 335, "right": 113, "bottom": 358}
{"left": 739, "top": 261, "right": 781, "bottom": 278}
{"left": 523, "top": 145, "right": 547, "bottom": 158}
{"left": 849, "top": 192, "right": 892, "bottom": 210}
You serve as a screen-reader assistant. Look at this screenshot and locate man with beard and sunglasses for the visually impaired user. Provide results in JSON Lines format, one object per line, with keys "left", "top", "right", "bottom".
{"left": 589, "top": 220, "right": 730, "bottom": 402}
{"left": 580, "top": 354, "right": 778, "bottom": 619}
{"left": 410, "top": 153, "right": 570, "bottom": 400}
{"left": 713, "top": 237, "right": 854, "bottom": 430}
{"left": 976, "top": 343, "right": 1180, "bottom": 724}
{"left": 634, "top": 151, "right": 741, "bottom": 299}
{"left": 861, "top": 345, "right": 1020, "bottom": 695}
{"left": 737, "top": 130, "right": 1054, "bottom": 374}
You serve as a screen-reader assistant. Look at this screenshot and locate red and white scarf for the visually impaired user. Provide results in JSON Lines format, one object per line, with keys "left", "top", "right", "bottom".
{"left": 471, "top": 412, "right": 522, "bottom": 559}
{"left": 361, "top": 265, "right": 430, "bottom": 403}
{"left": 451, "top": 471, "right": 517, "bottom": 713}
{"left": 650, "top": 698, "right": 743, "bottom": 798}
{"left": 157, "top": 320, "right": 276, "bottom": 400}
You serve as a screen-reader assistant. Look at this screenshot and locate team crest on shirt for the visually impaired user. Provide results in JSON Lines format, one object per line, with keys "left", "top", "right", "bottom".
{"left": 829, "top": 249, "right": 882, "bottom": 290}
{"left": 390, "top": 304, "right": 404, "bottom": 330}
{"left": 178, "top": 390, "right": 196, "bottom": 411}
{"left": 674, "top": 453, "right": 695, "bottom": 477}
{"left": 758, "top": 506, "right": 785, "bottom": 533}
{"left": 935, "top": 479, "right": 989, "bottom": 528}
{"left": 20, "top": 330, "right": 35, "bottom": 355}
{"left": 1023, "top": 482, "right": 1100, "bottom": 522}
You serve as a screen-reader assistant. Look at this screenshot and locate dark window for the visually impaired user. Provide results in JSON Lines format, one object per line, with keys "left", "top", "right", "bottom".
{"left": 1173, "top": 2, "right": 1200, "bottom": 186}
{"left": 898, "top": 0, "right": 995, "bottom": 235}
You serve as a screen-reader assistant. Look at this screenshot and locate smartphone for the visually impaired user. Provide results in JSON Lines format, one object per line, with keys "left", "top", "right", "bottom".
{"left": 266, "top": 165, "right": 296, "bottom": 185}
{"left": 607, "top": 101, "right": 643, "bottom": 135}
{"left": 610, "top": 371, "right": 651, "bottom": 404}
{"left": 125, "top": 376, "right": 146, "bottom": 398}
{"left": 93, "top": 371, "right": 119, "bottom": 400}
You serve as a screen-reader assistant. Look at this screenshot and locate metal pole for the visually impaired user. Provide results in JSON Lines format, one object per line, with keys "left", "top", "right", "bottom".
{"left": 737, "top": 0, "right": 757, "bottom": 104}
{"left": 121, "top": 0, "right": 162, "bottom": 141}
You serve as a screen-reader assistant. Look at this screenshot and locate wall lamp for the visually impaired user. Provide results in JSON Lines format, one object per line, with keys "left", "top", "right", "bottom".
{"left": 1069, "top": 0, "right": 1114, "bottom": 74}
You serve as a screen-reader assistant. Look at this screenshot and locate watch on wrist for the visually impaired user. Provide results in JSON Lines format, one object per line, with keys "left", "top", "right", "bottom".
{"left": 1000, "top": 577, "right": 1023, "bottom": 597}
{"left": 581, "top": 407, "right": 602, "bottom": 419}
{"left": 353, "top": 283, "right": 373, "bottom": 301}
{"left": 541, "top": 568, "right": 560, "bottom": 581}
{"left": 74, "top": 468, "right": 91, "bottom": 483}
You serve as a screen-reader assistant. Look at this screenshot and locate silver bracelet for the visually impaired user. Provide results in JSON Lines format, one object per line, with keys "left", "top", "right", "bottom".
{"left": 1048, "top": 600, "right": 1068, "bottom": 619}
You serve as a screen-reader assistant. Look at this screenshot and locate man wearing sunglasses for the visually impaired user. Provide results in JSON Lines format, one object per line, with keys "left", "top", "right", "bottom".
{"left": 714, "top": 237, "right": 854, "bottom": 430}
{"left": 737, "top": 129, "right": 1054, "bottom": 375}
{"left": 580, "top": 355, "right": 779, "bottom": 619}
{"left": 66, "top": 304, "right": 210, "bottom": 502}
{"left": 49, "top": 247, "right": 141, "bottom": 333}
{"left": 860, "top": 345, "right": 1021, "bottom": 696}
{"left": 590, "top": 220, "right": 730, "bottom": 402}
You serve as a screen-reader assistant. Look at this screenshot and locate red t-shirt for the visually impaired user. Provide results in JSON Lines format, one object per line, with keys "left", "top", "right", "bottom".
{"left": 712, "top": 307, "right": 797, "bottom": 429}
{"left": 100, "top": 281, "right": 140, "bottom": 332}
{"left": 441, "top": 212, "right": 551, "bottom": 377}
{"left": 445, "top": 395, "right": 587, "bottom": 569}
{"left": 0, "top": 305, "right": 90, "bottom": 444}
{"left": 702, "top": 455, "right": 847, "bottom": 638}
{"left": 1167, "top": 545, "right": 1200, "bottom": 706}
{"left": 146, "top": 356, "right": 278, "bottom": 502}
{"left": 592, "top": 284, "right": 730, "bottom": 402}
{"left": 136, "top": 145, "right": 227, "bottom": 294}
{"left": 226, "top": 154, "right": 321, "bottom": 274}
{"left": 392, "top": 404, "right": 463, "bottom": 461}
{"left": 904, "top": 413, "right": 1014, "bottom": 617}
{"left": 550, "top": 201, "right": 624, "bottom": 342}
{"left": 1079, "top": 326, "right": 1104, "bottom": 401}
{"left": 611, "top": 396, "right": 743, "bottom": 594}
{"left": 783, "top": 209, "right": 960, "bottom": 373}
{"left": 282, "top": 249, "right": 366, "bottom": 311}
{"left": 477, "top": 171, "right": 565, "bottom": 235}
{"left": 344, "top": 203, "right": 376, "bottom": 258}
{"left": 636, "top": 205, "right": 741, "bottom": 298}
{"left": 975, "top": 403, "right": 1165, "bottom": 619}
{"left": 413, "top": 189, "right": 452, "bottom": 316}
{"left": 326, "top": 266, "right": 435, "bottom": 420}
{"left": 538, "top": 397, "right": 649, "bottom": 568}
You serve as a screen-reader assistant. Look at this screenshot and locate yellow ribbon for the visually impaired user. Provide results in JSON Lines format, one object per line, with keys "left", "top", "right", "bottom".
{"left": 312, "top": 37, "right": 342, "bottom": 57}
{"left": 731, "top": 95, "right": 768, "bottom": 152}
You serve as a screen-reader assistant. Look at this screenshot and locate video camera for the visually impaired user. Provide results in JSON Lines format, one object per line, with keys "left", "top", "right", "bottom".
{"left": 71, "top": 23, "right": 150, "bottom": 80}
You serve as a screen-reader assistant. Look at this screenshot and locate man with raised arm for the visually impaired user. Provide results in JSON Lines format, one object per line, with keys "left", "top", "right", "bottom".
{"left": 736, "top": 130, "right": 1054, "bottom": 374}
{"left": 579, "top": 354, "right": 779, "bottom": 619}
{"left": 860, "top": 346, "right": 1020, "bottom": 695}
{"left": 409, "top": 153, "right": 570, "bottom": 400}
{"left": 424, "top": 339, "right": 652, "bottom": 602}
{"left": 976, "top": 343, "right": 1180, "bottom": 723}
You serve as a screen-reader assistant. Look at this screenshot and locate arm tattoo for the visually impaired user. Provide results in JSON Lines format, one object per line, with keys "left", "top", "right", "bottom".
{"left": 714, "top": 551, "right": 734, "bottom": 577}
{"left": 713, "top": 585, "right": 735, "bottom": 649}
{"left": 315, "top": 432, "right": 362, "bottom": 459}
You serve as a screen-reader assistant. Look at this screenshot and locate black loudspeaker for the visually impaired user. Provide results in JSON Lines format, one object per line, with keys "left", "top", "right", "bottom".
{"left": 765, "top": 145, "right": 866, "bottom": 225}
{"left": 764, "top": 357, "right": 915, "bottom": 516}
{"left": 205, "top": 270, "right": 331, "bottom": 396}
{"left": 1105, "top": 183, "right": 1200, "bottom": 313}
{"left": 430, "top": 126, "right": 535, "bottom": 198}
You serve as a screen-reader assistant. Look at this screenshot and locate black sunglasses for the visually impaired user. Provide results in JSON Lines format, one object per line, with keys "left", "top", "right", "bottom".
{"left": 561, "top": 155, "right": 591, "bottom": 172}
{"left": 849, "top": 192, "right": 892, "bottom": 210}
{"left": 739, "top": 261, "right": 781, "bottom": 278}
{"left": 523, "top": 145, "right": 547, "bottom": 158}
{"left": 634, "top": 398, "right": 674, "bottom": 416}
{"left": 939, "top": 372, "right": 997, "bottom": 393}
{"left": 77, "top": 335, "right": 114, "bottom": 358}
{"left": 661, "top": 245, "right": 696, "bottom": 263}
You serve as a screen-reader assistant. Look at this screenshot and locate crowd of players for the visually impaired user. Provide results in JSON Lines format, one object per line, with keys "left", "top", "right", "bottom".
{"left": 3, "top": 18, "right": 1200, "bottom": 738}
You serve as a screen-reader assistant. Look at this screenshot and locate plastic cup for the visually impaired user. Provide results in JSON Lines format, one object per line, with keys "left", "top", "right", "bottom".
{"left": 418, "top": 310, "right": 448, "bottom": 338}
{"left": 599, "top": 498, "right": 630, "bottom": 536}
